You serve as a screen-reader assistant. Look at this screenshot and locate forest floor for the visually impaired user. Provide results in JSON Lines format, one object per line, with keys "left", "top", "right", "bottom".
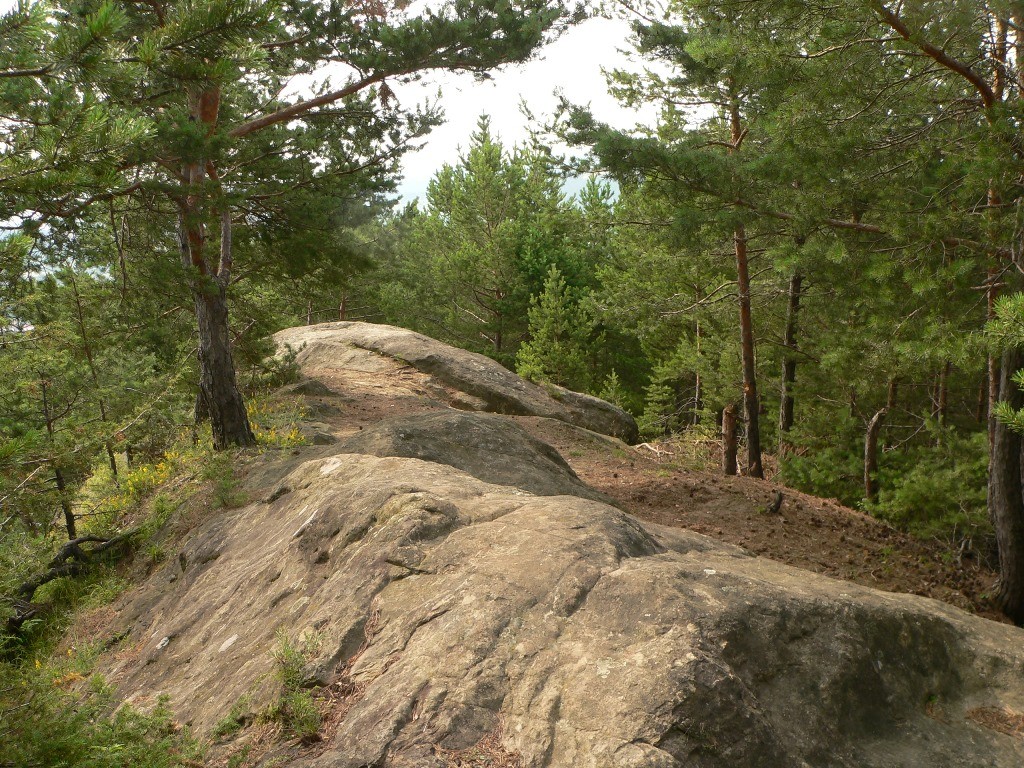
{"left": 291, "top": 359, "right": 1005, "bottom": 624}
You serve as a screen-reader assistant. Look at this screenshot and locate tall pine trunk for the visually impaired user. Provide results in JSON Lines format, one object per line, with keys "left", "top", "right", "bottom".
{"left": 734, "top": 223, "right": 763, "bottom": 478}
{"left": 67, "top": 271, "right": 118, "bottom": 479}
{"left": 864, "top": 408, "right": 887, "bottom": 503}
{"left": 779, "top": 271, "right": 802, "bottom": 438}
{"left": 177, "top": 87, "right": 255, "bottom": 450}
{"left": 936, "top": 361, "right": 951, "bottom": 427}
{"left": 40, "top": 377, "right": 76, "bottom": 538}
{"left": 192, "top": 278, "right": 255, "bottom": 450}
{"left": 988, "top": 265, "right": 1001, "bottom": 453}
{"left": 729, "top": 99, "right": 763, "bottom": 478}
{"left": 722, "top": 405, "right": 738, "bottom": 476}
{"left": 693, "top": 317, "right": 703, "bottom": 426}
{"left": 989, "top": 346, "right": 1024, "bottom": 624}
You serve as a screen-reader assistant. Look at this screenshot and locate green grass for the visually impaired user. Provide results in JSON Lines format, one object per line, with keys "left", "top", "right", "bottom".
{"left": 0, "top": 645, "right": 204, "bottom": 768}
{"left": 263, "top": 630, "right": 324, "bottom": 741}
{"left": 214, "top": 694, "right": 254, "bottom": 738}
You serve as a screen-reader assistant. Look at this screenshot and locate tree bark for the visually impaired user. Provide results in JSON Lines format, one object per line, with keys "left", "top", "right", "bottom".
{"left": 729, "top": 99, "right": 763, "bottom": 479}
{"left": 191, "top": 277, "right": 255, "bottom": 450}
{"left": 722, "top": 404, "right": 738, "bottom": 476}
{"left": 864, "top": 408, "right": 887, "bottom": 503}
{"left": 886, "top": 377, "right": 898, "bottom": 411}
{"left": 39, "top": 376, "right": 76, "bottom": 539}
{"left": 177, "top": 207, "right": 254, "bottom": 449}
{"left": 778, "top": 271, "right": 803, "bottom": 438}
{"left": 989, "top": 346, "right": 1024, "bottom": 625}
{"left": 693, "top": 317, "right": 703, "bottom": 426}
{"left": 53, "top": 467, "right": 75, "bottom": 540}
{"left": 735, "top": 223, "right": 763, "bottom": 477}
{"left": 67, "top": 270, "right": 118, "bottom": 479}
{"left": 988, "top": 267, "right": 1001, "bottom": 453}
{"left": 176, "top": 87, "right": 255, "bottom": 450}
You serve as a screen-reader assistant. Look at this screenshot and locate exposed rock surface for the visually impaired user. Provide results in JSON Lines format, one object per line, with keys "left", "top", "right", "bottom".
{"left": 274, "top": 322, "right": 639, "bottom": 443}
{"left": 335, "top": 411, "right": 612, "bottom": 504}
{"left": 96, "top": 322, "right": 1024, "bottom": 767}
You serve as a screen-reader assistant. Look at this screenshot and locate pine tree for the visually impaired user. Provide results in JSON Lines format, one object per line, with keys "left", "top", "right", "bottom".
{"left": 516, "top": 263, "right": 595, "bottom": 390}
{"left": 5, "top": 0, "right": 574, "bottom": 449}
{"left": 381, "top": 116, "right": 592, "bottom": 363}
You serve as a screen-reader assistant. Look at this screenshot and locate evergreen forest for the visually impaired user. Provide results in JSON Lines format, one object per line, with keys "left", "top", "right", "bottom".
{"left": 5, "top": 0, "right": 1024, "bottom": 762}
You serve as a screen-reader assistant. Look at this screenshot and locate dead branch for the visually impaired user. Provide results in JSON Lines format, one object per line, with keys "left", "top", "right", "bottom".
{"left": 4, "top": 530, "right": 138, "bottom": 637}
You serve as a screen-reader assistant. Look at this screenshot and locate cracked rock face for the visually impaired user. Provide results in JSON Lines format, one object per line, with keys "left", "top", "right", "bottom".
{"left": 274, "top": 321, "right": 640, "bottom": 443}
{"left": 106, "top": 450, "right": 1024, "bottom": 767}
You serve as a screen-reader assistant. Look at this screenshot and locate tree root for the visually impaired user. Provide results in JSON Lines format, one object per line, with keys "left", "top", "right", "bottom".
{"left": 3, "top": 530, "right": 138, "bottom": 638}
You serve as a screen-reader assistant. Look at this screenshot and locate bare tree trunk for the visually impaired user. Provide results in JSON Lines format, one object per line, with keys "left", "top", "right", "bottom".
{"left": 178, "top": 206, "right": 254, "bottom": 450}
{"left": 987, "top": 197, "right": 1002, "bottom": 453}
{"left": 186, "top": 247, "right": 255, "bottom": 450}
{"left": 987, "top": 266, "right": 995, "bottom": 456}
{"left": 887, "top": 377, "right": 898, "bottom": 410}
{"left": 989, "top": 346, "right": 1024, "bottom": 624}
{"left": 693, "top": 318, "right": 703, "bottom": 426}
{"left": 986, "top": 19, "right": 1024, "bottom": 624}
{"left": 339, "top": 293, "right": 348, "bottom": 321}
{"left": 864, "top": 408, "right": 887, "bottom": 503}
{"left": 53, "top": 467, "right": 75, "bottom": 540}
{"left": 728, "top": 100, "right": 763, "bottom": 479}
{"left": 735, "top": 224, "right": 763, "bottom": 477}
{"left": 306, "top": 298, "right": 313, "bottom": 325}
{"left": 67, "top": 271, "right": 118, "bottom": 480}
{"left": 40, "top": 377, "right": 75, "bottom": 539}
{"left": 779, "top": 271, "right": 803, "bottom": 439}
{"left": 722, "top": 405, "right": 738, "bottom": 476}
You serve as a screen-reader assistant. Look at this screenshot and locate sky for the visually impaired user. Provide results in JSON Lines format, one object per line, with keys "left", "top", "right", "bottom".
{"left": 0, "top": 2, "right": 654, "bottom": 202}
{"left": 385, "top": 16, "right": 650, "bottom": 202}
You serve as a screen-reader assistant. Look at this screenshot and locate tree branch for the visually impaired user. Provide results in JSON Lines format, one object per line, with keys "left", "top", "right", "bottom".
{"left": 872, "top": 1, "right": 996, "bottom": 110}
{"left": 0, "top": 64, "right": 52, "bottom": 79}
{"left": 228, "top": 72, "right": 389, "bottom": 138}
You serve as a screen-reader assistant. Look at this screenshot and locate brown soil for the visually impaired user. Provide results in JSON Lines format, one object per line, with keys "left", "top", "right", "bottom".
{"left": 284, "top": 362, "right": 1004, "bottom": 623}
{"left": 525, "top": 419, "right": 1003, "bottom": 622}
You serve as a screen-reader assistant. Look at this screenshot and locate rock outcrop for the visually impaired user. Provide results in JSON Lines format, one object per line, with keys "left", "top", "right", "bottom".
{"left": 335, "top": 411, "right": 613, "bottom": 504}
{"left": 274, "top": 322, "right": 639, "bottom": 443}
{"left": 98, "top": 322, "right": 1023, "bottom": 767}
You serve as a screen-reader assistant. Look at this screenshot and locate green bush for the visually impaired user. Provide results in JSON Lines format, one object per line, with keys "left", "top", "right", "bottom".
{"left": 266, "top": 631, "right": 323, "bottom": 741}
{"left": 777, "top": 417, "right": 865, "bottom": 506}
{"left": 0, "top": 661, "right": 203, "bottom": 768}
{"left": 871, "top": 430, "right": 989, "bottom": 539}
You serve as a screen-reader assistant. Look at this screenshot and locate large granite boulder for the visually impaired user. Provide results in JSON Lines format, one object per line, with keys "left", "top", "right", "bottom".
{"left": 273, "top": 322, "right": 639, "bottom": 443}
{"left": 104, "top": 451, "right": 1024, "bottom": 767}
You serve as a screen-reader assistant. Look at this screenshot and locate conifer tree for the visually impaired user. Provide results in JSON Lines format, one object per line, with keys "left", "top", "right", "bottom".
{"left": 381, "top": 116, "right": 590, "bottom": 363}
{"left": 516, "top": 263, "right": 595, "bottom": 390}
{"left": 4, "top": 0, "right": 575, "bottom": 449}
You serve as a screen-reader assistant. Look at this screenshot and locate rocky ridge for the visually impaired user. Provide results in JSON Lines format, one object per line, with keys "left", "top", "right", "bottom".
{"left": 95, "top": 322, "right": 1023, "bottom": 767}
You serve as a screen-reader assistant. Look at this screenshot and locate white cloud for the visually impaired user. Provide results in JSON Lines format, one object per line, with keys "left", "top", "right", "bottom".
{"left": 388, "top": 16, "right": 651, "bottom": 202}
